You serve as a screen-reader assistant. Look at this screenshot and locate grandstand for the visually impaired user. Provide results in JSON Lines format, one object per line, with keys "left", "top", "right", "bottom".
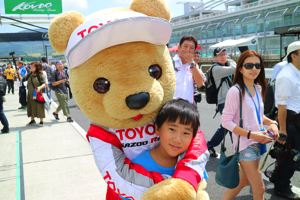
{"left": 169, "top": 0, "right": 300, "bottom": 57}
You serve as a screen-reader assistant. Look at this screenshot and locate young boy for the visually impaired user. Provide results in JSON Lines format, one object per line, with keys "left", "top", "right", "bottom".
{"left": 132, "top": 98, "right": 207, "bottom": 177}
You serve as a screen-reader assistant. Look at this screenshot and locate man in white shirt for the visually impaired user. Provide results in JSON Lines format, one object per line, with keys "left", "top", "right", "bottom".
{"left": 271, "top": 61, "right": 288, "bottom": 81}
{"left": 173, "top": 36, "right": 204, "bottom": 104}
{"left": 273, "top": 41, "right": 300, "bottom": 199}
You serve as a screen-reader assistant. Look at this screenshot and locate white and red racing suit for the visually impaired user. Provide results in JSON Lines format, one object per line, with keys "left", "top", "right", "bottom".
{"left": 86, "top": 122, "right": 209, "bottom": 200}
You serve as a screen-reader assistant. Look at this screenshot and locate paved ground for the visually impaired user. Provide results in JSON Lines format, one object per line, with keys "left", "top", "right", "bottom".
{"left": 1, "top": 82, "right": 299, "bottom": 200}
{"left": 53, "top": 90, "right": 300, "bottom": 200}
{"left": 0, "top": 82, "right": 107, "bottom": 200}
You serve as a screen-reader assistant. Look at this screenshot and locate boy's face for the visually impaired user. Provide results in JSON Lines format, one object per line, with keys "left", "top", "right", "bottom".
{"left": 155, "top": 119, "right": 193, "bottom": 158}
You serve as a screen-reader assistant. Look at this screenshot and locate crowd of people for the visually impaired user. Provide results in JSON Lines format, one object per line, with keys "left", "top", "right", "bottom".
{"left": 0, "top": 57, "right": 74, "bottom": 132}
{"left": 172, "top": 36, "right": 300, "bottom": 200}
{"left": 0, "top": 37, "right": 299, "bottom": 199}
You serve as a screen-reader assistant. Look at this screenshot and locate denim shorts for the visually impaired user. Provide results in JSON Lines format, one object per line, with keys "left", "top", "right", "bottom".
{"left": 239, "top": 143, "right": 261, "bottom": 162}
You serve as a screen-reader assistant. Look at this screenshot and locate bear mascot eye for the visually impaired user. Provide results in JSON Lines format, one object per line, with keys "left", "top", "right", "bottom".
{"left": 148, "top": 65, "right": 162, "bottom": 80}
{"left": 93, "top": 78, "right": 110, "bottom": 93}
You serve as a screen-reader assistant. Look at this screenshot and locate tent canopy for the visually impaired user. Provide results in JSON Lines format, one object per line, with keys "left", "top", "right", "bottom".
{"left": 274, "top": 24, "right": 300, "bottom": 61}
{"left": 274, "top": 24, "right": 300, "bottom": 35}
{"left": 209, "top": 36, "right": 258, "bottom": 49}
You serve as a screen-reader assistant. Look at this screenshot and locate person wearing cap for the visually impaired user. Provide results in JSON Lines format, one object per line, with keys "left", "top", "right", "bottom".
{"left": 272, "top": 41, "right": 300, "bottom": 199}
{"left": 51, "top": 60, "right": 73, "bottom": 123}
{"left": 41, "top": 57, "right": 52, "bottom": 100}
{"left": 173, "top": 36, "right": 204, "bottom": 104}
{"left": 206, "top": 47, "right": 236, "bottom": 157}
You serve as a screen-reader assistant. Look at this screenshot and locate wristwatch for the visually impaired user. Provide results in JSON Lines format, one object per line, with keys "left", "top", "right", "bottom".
{"left": 270, "top": 120, "right": 278, "bottom": 127}
{"left": 190, "top": 61, "right": 196, "bottom": 69}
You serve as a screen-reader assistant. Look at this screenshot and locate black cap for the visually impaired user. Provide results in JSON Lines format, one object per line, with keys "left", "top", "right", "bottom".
{"left": 213, "top": 47, "right": 226, "bottom": 56}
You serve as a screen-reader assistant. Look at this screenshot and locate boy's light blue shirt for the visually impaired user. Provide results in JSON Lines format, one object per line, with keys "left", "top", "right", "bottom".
{"left": 131, "top": 150, "right": 175, "bottom": 176}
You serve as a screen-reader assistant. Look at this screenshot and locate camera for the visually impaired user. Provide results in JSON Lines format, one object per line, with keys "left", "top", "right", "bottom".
{"left": 270, "top": 142, "right": 289, "bottom": 159}
{"left": 9, "top": 51, "right": 15, "bottom": 56}
{"left": 290, "top": 149, "right": 300, "bottom": 163}
{"left": 65, "top": 80, "right": 70, "bottom": 87}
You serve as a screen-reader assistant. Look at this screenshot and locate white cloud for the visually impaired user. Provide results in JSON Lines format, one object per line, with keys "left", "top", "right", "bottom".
{"left": 62, "top": 0, "right": 88, "bottom": 10}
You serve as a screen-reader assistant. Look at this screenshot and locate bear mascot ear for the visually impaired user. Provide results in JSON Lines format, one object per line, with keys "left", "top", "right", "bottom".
{"left": 130, "top": 0, "right": 171, "bottom": 22}
{"left": 48, "top": 11, "right": 85, "bottom": 53}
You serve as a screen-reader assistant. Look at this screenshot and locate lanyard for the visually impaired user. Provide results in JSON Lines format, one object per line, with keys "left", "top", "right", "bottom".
{"left": 244, "top": 85, "right": 263, "bottom": 129}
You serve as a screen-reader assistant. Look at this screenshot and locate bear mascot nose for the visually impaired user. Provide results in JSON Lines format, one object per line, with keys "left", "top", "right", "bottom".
{"left": 126, "top": 92, "right": 150, "bottom": 110}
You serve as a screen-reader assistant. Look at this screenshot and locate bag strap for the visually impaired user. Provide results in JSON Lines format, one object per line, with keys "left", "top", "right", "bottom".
{"left": 172, "top": 58, "right": 178, "bottom": 72}
{"left": 31, "top": 76, "right": 36, "bottom": 89}
{"left": 36, "top": 73, "right": 42, "bottom": 85}
{"left": 64, "top": 69, "right": 69, "bottom": 78}
{"left": 31, "top": 74, "right": 43, "bottom": 92}
{"left": 54, "top": 70, "right": 58, "bottom": 81}
{"left": 236, "top": 85, "right": 242, "bottom": 153}
{"left": 221, "top": 85, "right": 241, "bottom": 153}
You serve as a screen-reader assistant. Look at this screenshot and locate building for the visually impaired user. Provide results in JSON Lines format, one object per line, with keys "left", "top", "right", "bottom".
{"left": 169, "top": 0, "right": 300, "bottom": 57}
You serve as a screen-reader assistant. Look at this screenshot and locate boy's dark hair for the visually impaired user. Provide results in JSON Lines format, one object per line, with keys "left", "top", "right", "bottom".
{"left": 194, "top": 51, "right": 200, "bottom": 55}
{"left": 179, "top": 36, "right": 198, "bottom": 50}
{"left": 41, "top": 57, "right": 47, "bottom": 63}
{"left": 287, "top": 50, "right": 299, "bottom": 63}
{"left": 155, "top": 98, "right": 200, "bottom": 137}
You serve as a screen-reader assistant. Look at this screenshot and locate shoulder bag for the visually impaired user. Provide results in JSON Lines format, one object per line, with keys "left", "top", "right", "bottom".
{"left": 31, "top": 74, "right": 45, "bottom": 104}
{"left": 215, "top": 86, "right": 242, "bottom": 189}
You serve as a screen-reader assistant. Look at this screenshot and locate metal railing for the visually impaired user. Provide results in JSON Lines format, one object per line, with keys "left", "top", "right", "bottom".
{"left": 171, "top": 0, "right": 279, "bottom": 27}
{"left": 263, "top": 8, "right": 288, "bottom": 54}
{"left": 292, "top": 6, "right": 300, "bottom": 25}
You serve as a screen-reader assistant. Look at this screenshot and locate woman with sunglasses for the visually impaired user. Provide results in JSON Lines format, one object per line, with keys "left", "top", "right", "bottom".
{"left": 221, "top": 50, "right": 279, "bottom": 200}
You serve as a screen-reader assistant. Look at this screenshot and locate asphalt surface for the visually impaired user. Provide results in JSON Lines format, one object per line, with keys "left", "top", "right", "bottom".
{"left": 52, "top": 91, "right": 300, "bottom": 200}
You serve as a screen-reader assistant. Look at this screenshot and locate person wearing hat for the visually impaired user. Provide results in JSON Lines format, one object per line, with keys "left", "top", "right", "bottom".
{"left": 173, "top": 35, "right": 204, "bottom": 104}
{"left": 206, "top": 47, "right": 236, "bottom": 157}
{"left": 51, "top": 60, "right": 73, "bottom": 122}
{"left": 272, "top": 41, "right": 300, "bottom": 199}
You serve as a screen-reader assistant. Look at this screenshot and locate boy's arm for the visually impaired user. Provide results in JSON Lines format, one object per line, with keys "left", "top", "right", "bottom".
{"left": 172, "top": 129, "right": 209, "bottom": 192}
{"left": 87, "top": 125, "right": 165, "bottom": 199}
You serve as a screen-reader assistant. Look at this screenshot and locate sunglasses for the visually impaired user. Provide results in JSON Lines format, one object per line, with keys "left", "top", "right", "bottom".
{"left": 243, "top": 63, "right": 262, "bottom": 70}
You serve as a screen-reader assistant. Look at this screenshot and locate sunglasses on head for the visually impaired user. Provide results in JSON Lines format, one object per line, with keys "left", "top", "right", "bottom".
{"left": 243, "top": 63, "right": 262, "bottom": 70}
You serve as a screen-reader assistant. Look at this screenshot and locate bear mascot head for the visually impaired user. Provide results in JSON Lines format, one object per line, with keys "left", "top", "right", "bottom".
{"left": 49, "top": 0, "right": 209, "bottom": 199}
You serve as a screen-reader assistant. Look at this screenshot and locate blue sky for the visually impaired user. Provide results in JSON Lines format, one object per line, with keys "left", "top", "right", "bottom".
{"left": 0, "top": 0, "right": 223, "bottom": 33}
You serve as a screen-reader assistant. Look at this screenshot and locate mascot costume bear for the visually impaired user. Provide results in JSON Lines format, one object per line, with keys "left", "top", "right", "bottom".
{"left": 49, "top": 0, "right": 209, "bottom": 199}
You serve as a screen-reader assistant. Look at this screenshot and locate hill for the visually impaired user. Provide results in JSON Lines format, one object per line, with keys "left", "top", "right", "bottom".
{"left": 0, "top": 29, "right": 63, "bottom": 62}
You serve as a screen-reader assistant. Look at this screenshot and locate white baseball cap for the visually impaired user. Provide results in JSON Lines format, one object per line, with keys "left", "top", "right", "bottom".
{"left": 283, "top": 41, "right": 300, "bottom": 61}
{"left": 64, "top": 11, "right": 172, "bottom": 69}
